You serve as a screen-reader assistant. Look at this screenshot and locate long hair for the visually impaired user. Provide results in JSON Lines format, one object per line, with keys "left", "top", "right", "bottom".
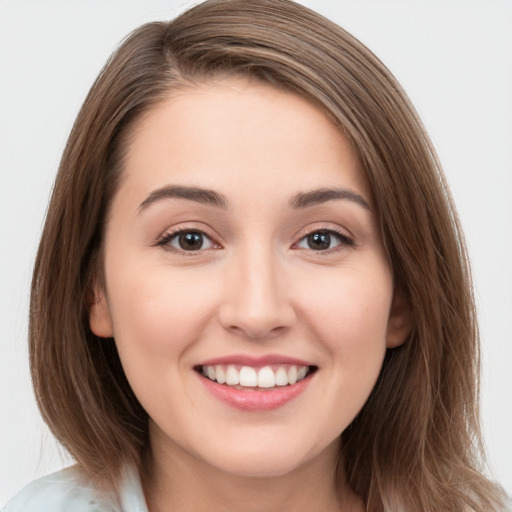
{"left": 29, "top": 0, "right": 507, "bottom": 509}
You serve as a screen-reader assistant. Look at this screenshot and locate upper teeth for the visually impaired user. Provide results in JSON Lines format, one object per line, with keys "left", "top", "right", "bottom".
{"left": 201, "top": 364, "right": 309, "bottom": 388}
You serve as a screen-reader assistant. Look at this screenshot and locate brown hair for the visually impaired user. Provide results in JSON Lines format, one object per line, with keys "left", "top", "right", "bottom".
{"left": 29, "top": 0, "right": 507, "bottom": 510}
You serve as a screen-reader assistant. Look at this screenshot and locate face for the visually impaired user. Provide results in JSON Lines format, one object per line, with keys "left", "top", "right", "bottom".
{"left": 90, "top": 79, "right": 409, "bottom": 479}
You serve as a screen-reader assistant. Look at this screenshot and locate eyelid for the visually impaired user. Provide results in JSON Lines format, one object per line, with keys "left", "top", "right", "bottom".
{"left": 155, "top": 223, "right": 223, "bottom": 252}
{"left": 292, "top": 224, "right": 355, "bottom": 251}
{"left": 154, "top": 222, "right": 354, "bottom": 253}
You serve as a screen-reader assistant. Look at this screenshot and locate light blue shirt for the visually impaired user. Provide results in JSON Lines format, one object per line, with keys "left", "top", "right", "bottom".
{"left": 2, "top": 464, "right": 148, "bottom": 512}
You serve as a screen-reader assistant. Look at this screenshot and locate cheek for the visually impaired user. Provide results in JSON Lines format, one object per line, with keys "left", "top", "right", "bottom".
{"left": 300, "top": 265, "right": 392, "bottom": 345}
{"left": 297, "top": 263, "right": 392, "bottom": 392}
{"left": 103, "top": 265, "right": 223, "bottom": 424}
{"left": 105, "top": 264, "right": 219, "bottom": 367}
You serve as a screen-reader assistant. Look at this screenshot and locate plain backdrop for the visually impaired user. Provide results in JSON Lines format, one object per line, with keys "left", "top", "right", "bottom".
{"left": 1, "top": 0, "right": 511, "bottom": 504}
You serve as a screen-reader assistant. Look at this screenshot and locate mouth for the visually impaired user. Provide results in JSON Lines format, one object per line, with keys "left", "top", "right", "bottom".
{"left": 194, "top": 354, "right": 319, "bottom": 411}
{"left": 194, "top": 357, "right": 318, "bottom": 411}
{"left": 194, "top": 363, "right": 317, "bottom": 390}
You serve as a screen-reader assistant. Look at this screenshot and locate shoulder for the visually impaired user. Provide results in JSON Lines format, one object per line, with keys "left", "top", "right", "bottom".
{"left": 2, "top": 466, "right": 118, "bottom": 512}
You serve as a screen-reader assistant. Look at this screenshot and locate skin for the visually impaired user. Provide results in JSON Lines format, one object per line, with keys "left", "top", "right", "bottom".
{"left": 90, "top": 78, "right": 410, "bottom": 511}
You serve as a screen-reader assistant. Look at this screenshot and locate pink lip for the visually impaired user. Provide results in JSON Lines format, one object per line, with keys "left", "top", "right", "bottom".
{"left": 197, "top": 353, "right": 313, "bottom": 368}
{"left": 196, "top": 370, "right": 314, "bottom": 412}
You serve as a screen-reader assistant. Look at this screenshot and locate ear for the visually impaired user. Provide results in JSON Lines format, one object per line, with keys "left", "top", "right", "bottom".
{"left": 87, "top": 279, "right": 114, "bottom": 338}
{"left": 386, "top": 287, "right": 411, "bottom": 348}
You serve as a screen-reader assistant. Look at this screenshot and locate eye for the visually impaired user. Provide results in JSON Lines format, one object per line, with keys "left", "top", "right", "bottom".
{"left": 296, "top": 229, "right": 353, "bottom": 251}
{"left": 159, "top": 230, "right": 215, "bottom": 252}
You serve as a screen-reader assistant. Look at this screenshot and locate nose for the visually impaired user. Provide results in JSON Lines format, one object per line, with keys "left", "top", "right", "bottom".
{"left": 218, "top": 247, "right": 296, "bottom": 340}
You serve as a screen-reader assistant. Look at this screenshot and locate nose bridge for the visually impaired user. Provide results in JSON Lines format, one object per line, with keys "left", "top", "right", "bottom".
{"left": 220, "top": 238, "right": 295, "bottom": 338}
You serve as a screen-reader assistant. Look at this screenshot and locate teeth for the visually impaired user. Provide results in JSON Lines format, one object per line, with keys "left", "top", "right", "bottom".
{"left": 288, "top": 366, "right": 298, "bottom": 385}
{"left": 200, "top": 364, "right": 311, "bottom": 388}
{"left": 239, "top": 366, "right": 258, "bottom": 387}
{"left": 226, "top": 366, "right": 239, "bottom": 385}
{"left": 215, "top": 365, "right": 226, "bottom": 384}
{"left": 257, "top": 366, "right": 275, "bottom": 388}
{"left": 275, "top": 367, "right": 288, "bottom": 386}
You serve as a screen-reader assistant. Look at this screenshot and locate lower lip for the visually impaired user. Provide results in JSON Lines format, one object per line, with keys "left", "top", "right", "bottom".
{"left": 198, "top": 373, "right": 312, "bottom": 411}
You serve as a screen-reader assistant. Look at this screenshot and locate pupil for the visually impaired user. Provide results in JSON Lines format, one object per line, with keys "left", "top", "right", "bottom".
{"left": 308, "top": 232, "right": 330, "bottom": 250}
{"left": 179, "top": 232, "right": 203, "bottom": 250}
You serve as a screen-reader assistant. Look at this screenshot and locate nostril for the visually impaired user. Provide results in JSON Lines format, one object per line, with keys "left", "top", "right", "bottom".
{"left": 218, "top": 284, "right": 297, "bottom": 340}
{"left": 224, "top": 323, "right": 292, "bottom": 341}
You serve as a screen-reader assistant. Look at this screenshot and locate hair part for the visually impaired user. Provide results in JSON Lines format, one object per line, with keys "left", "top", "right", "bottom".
{"left": 29, "top": 0, "right": 507, "bottom": 509}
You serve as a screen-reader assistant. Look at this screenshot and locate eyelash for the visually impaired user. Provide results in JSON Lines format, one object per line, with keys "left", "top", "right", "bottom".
{"left": 156, "top": 226, "right": 354, "bottom": 254}
{"left": 156, "top": 226, "right": 220, "bottom": 254}
{"left": 293, "top": 226, "right": 354, "bottom": 253}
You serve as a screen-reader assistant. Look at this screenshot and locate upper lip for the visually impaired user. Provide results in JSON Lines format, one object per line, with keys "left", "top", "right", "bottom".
{"left": 196, "top": 354, "right": 315, "bottom": 367}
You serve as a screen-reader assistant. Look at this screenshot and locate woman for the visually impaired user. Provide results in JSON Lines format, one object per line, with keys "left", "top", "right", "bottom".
{"left": 3, "top": 0, "right": 509, "bottom": 510}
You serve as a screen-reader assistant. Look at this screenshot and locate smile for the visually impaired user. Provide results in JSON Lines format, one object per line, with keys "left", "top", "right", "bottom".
{"left": 194, "top": 357, "right": 318, "bottom": 411}
{"left": 197, "top": 364, "right": 314, "bottom": 389}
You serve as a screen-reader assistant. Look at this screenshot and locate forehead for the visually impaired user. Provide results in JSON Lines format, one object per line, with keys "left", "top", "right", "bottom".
{"left": 119, "top": 78, "right": 369, "bottom": 205}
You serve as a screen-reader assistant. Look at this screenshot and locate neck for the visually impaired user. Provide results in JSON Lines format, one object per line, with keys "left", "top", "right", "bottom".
{"left": 141, "top": 431, "right": 363, "bottom": 512}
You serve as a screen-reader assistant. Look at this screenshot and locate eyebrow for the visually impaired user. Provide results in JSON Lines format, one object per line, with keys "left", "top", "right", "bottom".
{"left": 289, "top": 187, "right": 371, "bottom": 211}
{"left": 138, "top": 185, "right": 228, "bottom": 212}
{"left": 138, "top": 184, "right": 370, "bottom": 213}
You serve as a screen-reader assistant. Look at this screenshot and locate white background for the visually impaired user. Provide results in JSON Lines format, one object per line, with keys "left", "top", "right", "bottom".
{"left": 1, "top": 0, "right": 511, "bottom": 504}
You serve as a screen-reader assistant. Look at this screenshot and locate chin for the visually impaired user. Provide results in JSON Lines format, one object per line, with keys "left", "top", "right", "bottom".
{"left": 210, "top": 452, "right": 310, "bottom": 479}
{"left": 199, "top": 434, "right": 338, "bottom": 480}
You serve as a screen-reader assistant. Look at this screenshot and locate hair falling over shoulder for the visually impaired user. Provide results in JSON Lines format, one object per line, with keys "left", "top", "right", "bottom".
{"left": 28, "top": 0, "right": 509, "bottom": 509}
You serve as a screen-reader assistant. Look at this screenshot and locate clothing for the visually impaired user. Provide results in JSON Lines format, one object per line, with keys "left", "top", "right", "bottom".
{"left": 2, "top": 464, "right": 148, "bottom": 512}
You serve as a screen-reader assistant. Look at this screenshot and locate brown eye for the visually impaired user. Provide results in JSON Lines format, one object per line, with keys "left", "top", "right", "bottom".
{"left": 179, "top": 232, "right": 204, "bottom": 250}
{"left": 307, "top": 232, "right": 332, "bottom": 250}
{"left": 296, "top": 230, "right": 353, "bottom": 251}
{"left": 164, "top": 230, "right": 214, "bottom": 251}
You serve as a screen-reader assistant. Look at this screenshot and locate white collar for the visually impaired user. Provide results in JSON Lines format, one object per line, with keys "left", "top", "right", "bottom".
{"left": 3, "top": 463, "right": 148, "bottom": 512}
{"left": 118, "top": 463, "right": 148, "bottom": 512}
